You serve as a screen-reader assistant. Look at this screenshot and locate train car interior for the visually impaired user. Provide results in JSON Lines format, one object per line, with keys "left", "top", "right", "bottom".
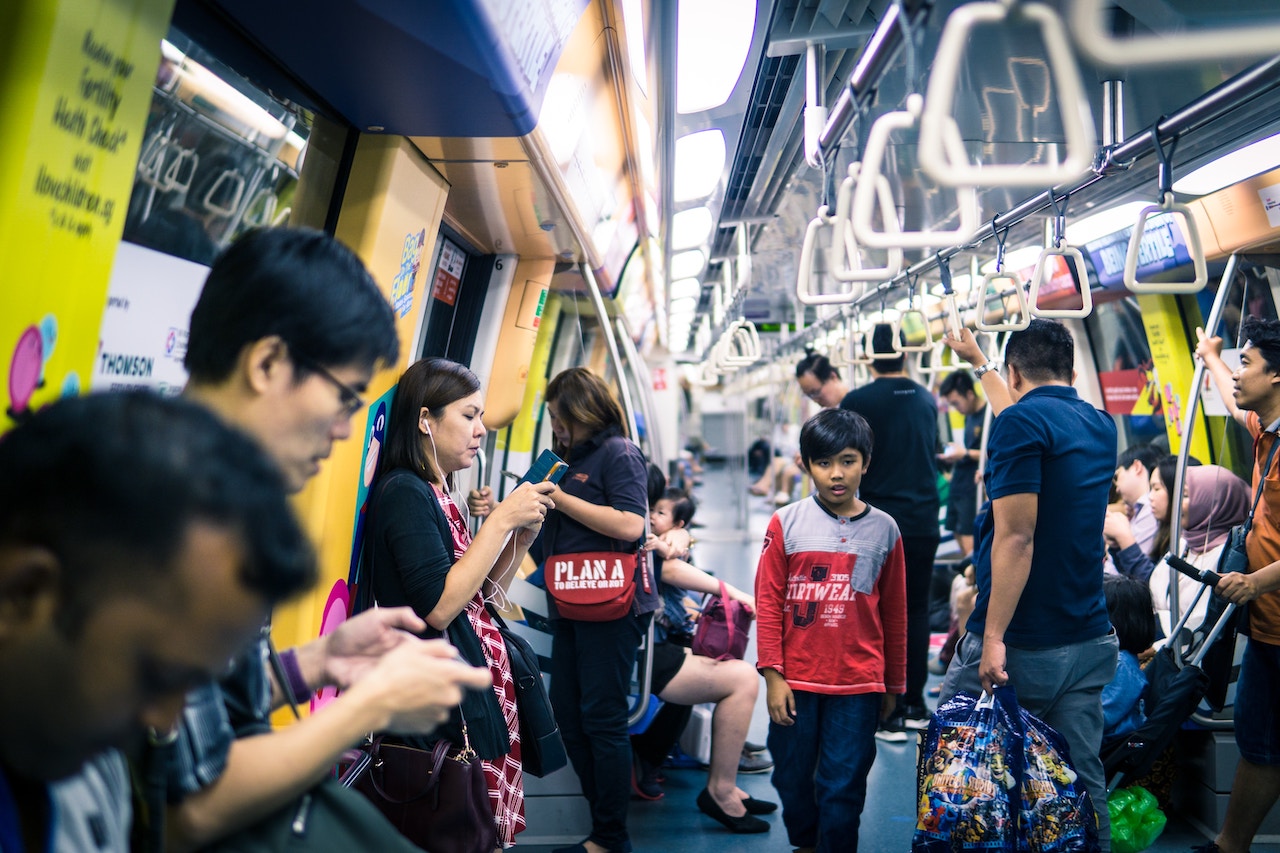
{"left": 10, "top": 0, "right": 1280, "bottom": 849}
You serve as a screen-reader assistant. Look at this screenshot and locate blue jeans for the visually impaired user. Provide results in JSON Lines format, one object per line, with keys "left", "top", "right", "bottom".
{"left": 549, "top": 613, "right": 649, "bottom": 852}
{"left": 767, "top": 690, "right": 881, "bottom": 852}
{"left": 941, "top": 631, "right": 1119, "bottom": 851}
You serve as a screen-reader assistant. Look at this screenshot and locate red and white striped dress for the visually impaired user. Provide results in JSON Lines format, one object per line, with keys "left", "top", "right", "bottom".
{"left": 432, "top": 485, "right": 525, "bottom": 847}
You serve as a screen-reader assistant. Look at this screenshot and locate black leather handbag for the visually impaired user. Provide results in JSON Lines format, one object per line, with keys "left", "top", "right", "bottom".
{"left": 489, "top": 607, "right": 567, "bottom": 777}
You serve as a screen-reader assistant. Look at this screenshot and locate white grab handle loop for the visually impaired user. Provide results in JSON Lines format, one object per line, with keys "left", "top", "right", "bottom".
{"left": 974, "top": 273, "right": 1031, "bottom": 331}
{"left": 852, "top": 95, "right": 979, "bottom": 249}
{"left": 1123, "top": 193, "right": 1209, "bottom": 294}
{"left": 797, "top": 207, "right": 866, "bottom": 305}
{"left": 202, "top": 169, "right": 246, "bottom": 216}
{"left": 1029, "top": 245, "right": 1092, "bottom": 318}
{"left": 920, "top": 2, "right": 1095, "bottom": 188}
{"left": 916, "top": 337, "right": 951, "bottom": 376}
{"left": 1070, "top": 0, "right": 1280, "bottom": 67}
{"left": 895, "top": 279, "right": 935, "bottom": 353}
{"left": 831, "top": 162, "right": 904, "bottom": 279}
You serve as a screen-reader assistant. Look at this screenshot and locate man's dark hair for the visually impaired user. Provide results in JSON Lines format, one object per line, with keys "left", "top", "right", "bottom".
{"left": 382, "top": 358, "right": 481, "bottom": 487}
{"left": 939, "top": 370, "right": 976, "bottom": 398}
{"left": 1241, "top": 317, "right": 1280, "bottom": 374}
{"left": 795, "top": 350, "right": 841, "bottom": 382}
{"left": 185, "top": 228, "right": 399, "bottom": 382}
{"left": 646, "top": 462, "right": 668, "bottom": 507}
{"left": 1117, "top": 443, "right": 1161, "bottom": 474}
{"left": 1103, "top": 575, "right": 1157, "bottom": 655}
{"left": 799, "top": 407, "right": 874, "bottom": 466}
{"left": 660, "top": 487, "right": 697, "bottom": 527}
{"left": 0, "top": 391, "right": 315, "bottom": 635}
{"left": 868, "top": 323, "right": 905, "bottom": 373}
{"left": 1004, "top": 319, "right": 1074, "bottom": 383}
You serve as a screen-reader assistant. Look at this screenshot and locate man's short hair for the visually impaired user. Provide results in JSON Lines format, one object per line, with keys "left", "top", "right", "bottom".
{"left": 799, "top": 408, "right": 874, "bottom": 466}
{"left": 1241, "top": 316, "right": 1280, "bottom": 374}
{"left": 185, "top": 228, "right": 399, "bottom": 382}
{"left": 0, "top": 391, "right": 316, "bottom": 635}
{"left": 868, "top": 323, "right": 905, "bottom": 373}
{"left": 1117, "top": 443, "right": 1161, "bottom": 474}
{"left": 1103, "top": 575, "right": 1157, "bottom": 656}
{"left": 1004, "top": 319, "right": 1074, "bottom": 383}
{"left": 939, "top": 371, "right": 975, "bottom": 398}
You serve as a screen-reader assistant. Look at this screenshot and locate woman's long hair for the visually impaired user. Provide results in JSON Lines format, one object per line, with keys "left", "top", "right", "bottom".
{"left": 544, "top": 368, "right": 627, "bottom": 458}
{"left": 381, "top": 357, "right": 480, "bottom": 487}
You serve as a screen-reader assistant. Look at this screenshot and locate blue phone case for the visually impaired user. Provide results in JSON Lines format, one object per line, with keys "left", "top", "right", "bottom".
{"left": 521, "top": 448, "right": 568, "bottom": 485}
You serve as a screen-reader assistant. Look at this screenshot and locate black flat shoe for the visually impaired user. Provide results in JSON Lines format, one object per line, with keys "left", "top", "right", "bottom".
{"left": 740, "top": 795, "right": 778, "bottom": 815}
{"left": 696, "top": 789, "right": 770, "bottom": 833}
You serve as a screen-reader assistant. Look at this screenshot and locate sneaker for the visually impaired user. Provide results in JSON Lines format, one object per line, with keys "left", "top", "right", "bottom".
{"left": 874, "top": 719, "right": 909, "bottom": 743}
{"left": 900, "top": 703, "right": 932, "bottom": 731}
{"left": 928, "top": 653, "right": 948, "bottom": 676}
{"left": 773, "top": 490, "right": 792, "bottom": 506}
{"left": 738, "top": 748, "right": 774, "bottom": 774}
{"left": 743, "top": 741, "right": 768, "bottom": 756}
{"left": 631, "top": 754, "right": 664, "bottom": 800}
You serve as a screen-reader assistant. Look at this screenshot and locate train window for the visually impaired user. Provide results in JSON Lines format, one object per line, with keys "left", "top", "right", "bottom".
{"left": 1083, "top": 298, "right": 1166, "bottom": 448}
{"left": 119, "top": 28, "right": 327, "bottom": 266}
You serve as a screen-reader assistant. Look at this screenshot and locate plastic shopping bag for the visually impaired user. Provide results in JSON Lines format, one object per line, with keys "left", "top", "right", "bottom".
{"left": 913, "top": 688, "right": 1021, "bottom": 852}
{"left": 1018, "top": 707, "right": 1099, "bottom": 853}
{"left": 1107, "top": 786, "right": 1166, "bottom": 853}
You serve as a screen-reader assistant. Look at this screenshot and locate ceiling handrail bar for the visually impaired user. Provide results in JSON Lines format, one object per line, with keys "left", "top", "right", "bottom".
{"left": 918, "top": 1, "right": 1096, "bottom": 188}
{"left": 796, "top": 206, "right": 866, "bottom": 305}
{"left": 1123, "top": 126, "right": 1209, "bottom": 294}
{"left": 830, "top": 162, "right": 904, "bottom": 281}
{"left": 975, "top": 219, "right": 1032, "bottom": 332}
{"left": 1070, "top": 0, "right": 1280, "bottom": 67}
{"left": 852, "top": 95, "right": 979, "bottom": 249}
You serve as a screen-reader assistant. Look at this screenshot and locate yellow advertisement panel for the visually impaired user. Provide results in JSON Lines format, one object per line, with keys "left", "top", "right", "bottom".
{"left": 0, "top": 0, "right": 174, "bottom": 432}
{"left": 1138, "top": 293, "right": 1211, "bottom": 461}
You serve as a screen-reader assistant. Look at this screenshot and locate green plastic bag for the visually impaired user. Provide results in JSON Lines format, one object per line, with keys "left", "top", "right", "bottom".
{"left": 1107, "top": 786, "right": 1167, "bottom": 853}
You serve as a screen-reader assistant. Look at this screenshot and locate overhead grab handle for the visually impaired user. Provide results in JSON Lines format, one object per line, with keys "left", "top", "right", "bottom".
{"left": 202, "top": 168, "right": 246, "bottom": 216}
{"left": 830, "top": 162, "right": 904, "bottom": 281}
{"left": 919, "top": 2, "right": 1096, "bottom": 188}
{"left": 916, "top": 338, "right": 951, "bottom": 376}
{"left": 894, "top": 277, "right": 935, "bottom": 353}
{"left": 1124, "top": 128, "right": 1208, "bottom": 294}
{"left": 1070, "top": 0, "right": 1280, "bottom": 67}
{"left": 975, "top": 219, "right": 1031, "bottom": 332}
{"left": 1029, "top": 193, "right": 1093, "bottom": 319}
{"left": 852, "top": 95, "right": 980, "bottom": 249}
{"left": 797, "top": 207, "right": 866, "bottom": 305}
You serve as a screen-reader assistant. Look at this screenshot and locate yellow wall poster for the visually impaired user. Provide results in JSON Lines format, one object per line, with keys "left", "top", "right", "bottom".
{"left": 1137, "top": 293, "right": 1211, "bottom": 461}
{"left": 0, "top": 0, "right": 175, "bottom": 433}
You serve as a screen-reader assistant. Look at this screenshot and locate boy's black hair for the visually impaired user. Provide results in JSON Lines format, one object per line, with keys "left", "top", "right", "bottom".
{"left": 799, "top": 407, "right": 874, "bottom": 467}
{"left": 1241, "top": 316, "right": 1280, "bottom": 374}
{"left": 795, "top": 349, "right": 841, "bottom": 382}
{"left": 939, "top": 370, "right": 975, "bottom": 397}
{"left": 1103, "top": 575, "right": 1157, "bottom": 655}
{"left": 0, "top": 391, "right": 315, "bottom": 636}
{"left": 1004, "top": 319, "right": 1073, "bottom": 383}
{"left": 660, "top": 487, "right": 696, "bottom": 527}
{"left": 1117, "top": 443, "right": 1161, "bottom": 474}
{"left": 868, "top": 323, "right": 905, "bottom": 373}
{"left": 185, "top": 227, "right": 399, "bottom": 382}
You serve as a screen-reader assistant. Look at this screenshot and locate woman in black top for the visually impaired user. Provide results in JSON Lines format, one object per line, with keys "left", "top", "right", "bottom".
{"left": 365, "top": 357, "right": 554, "bottom": 848}
{"left": 540, "top": 368, "right": 653, "bottom": 853}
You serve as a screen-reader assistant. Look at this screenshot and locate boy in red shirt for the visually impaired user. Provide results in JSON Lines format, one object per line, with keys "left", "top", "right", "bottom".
{"left": 755, "top": 407, "right": 908, "bottom": 852}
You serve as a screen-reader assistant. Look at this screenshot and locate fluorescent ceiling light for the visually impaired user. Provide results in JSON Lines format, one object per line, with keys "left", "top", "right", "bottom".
{"left": 670, "top": 277, "right": 703, "bottom": 301}
{"left": 672, "top": 207, "right": 714, "bottom": 250}
{"left": 622, "top": 0, "right": 649, "bottom": 97}
{"left": 980, "top": 245, "right": 1044, "bottom": 275}
{"left": 669, "top": 296, "right": 699, "bottom": 315}
{"left": 677, "top": 0, "right": 756, "bottom": 113}
{"left": 674, "top": 130, "right": 726, "bottom": 201}
{"left": 1064, "top": 202, "right": 1152, "bottom": 245}
{"left": 671, "top": 251, "right": 706, "bottom": 280}
{"left": 540, "top": 75, "right": 589, "bottom": 165}
{"left": 1174, "top": 133, "right": 1280, "bottom": 196}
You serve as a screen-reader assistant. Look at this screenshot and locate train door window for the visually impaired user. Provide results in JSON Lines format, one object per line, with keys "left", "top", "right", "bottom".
{"left": 417, "top": 231, "right": 499, "bottom": 364}
{"left": 121, "top": 28, "right": 331, "bottom": 265}
{"left": 1083, "top": 298, "right": 1166, "bottom": 449}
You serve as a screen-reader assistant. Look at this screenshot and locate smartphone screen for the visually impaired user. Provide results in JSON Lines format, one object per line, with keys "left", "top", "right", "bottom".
{"left": 521, "top": 448, "right": 568, "bottom": 485}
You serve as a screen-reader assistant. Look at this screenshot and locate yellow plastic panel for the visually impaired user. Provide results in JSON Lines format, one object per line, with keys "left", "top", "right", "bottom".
{"left": 484, "top": 260, "right": 553, "bottom": 431}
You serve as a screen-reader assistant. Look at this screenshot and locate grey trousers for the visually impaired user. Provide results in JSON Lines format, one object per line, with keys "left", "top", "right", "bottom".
{"left": 940, "top": 630, "right": 1119, "bottom": 851}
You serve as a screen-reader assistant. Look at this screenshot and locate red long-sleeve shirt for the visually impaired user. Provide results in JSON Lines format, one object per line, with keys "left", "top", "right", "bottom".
{"left": 754, "top": 497, "right": 907, "bottom": 695}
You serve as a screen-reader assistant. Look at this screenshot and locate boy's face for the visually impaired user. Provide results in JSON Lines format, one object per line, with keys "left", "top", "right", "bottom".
{"left": 650, "top": 498, "right": 680, "bottom": 536}
{"left": 804, "top": 446, "right": 867, "bottom": 516}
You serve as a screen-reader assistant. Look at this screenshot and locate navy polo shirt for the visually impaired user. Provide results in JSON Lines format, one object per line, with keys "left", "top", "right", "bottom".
{"left": 967, "top": 385, "right": 1116, "bottom": 648}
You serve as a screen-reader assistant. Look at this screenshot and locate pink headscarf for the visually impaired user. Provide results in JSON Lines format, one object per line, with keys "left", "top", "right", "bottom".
{"left": 1183, "top": 465, "right": 1250, "bottom": 553}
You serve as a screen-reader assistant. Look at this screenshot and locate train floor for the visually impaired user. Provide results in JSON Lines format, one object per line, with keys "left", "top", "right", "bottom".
{"left": 523, "top": 459, "right": 1279, "bottom": 853}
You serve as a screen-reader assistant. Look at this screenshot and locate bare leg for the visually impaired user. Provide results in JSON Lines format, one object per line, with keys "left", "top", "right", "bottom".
{"left": 1214, "top": 758, "right": 1280, "bottom": 853}
{"left": 658, "top": 654, "right": 759, "bottom": 817}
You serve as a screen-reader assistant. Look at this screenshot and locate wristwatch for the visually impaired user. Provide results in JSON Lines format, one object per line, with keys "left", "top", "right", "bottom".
{"left": 973, "top": 361, "right": 999, "bottom": 378}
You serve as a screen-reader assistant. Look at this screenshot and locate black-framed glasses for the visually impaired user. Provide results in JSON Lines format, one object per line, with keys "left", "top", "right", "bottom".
{"left": 291, "top": 353, "right": 365, "bottom": 417}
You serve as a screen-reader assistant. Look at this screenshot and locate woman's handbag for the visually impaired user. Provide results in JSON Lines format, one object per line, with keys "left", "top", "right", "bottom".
{"left": 489, "top": 608, "right": 568, "bottom": 777}
{"left": 691, "top": 580, "right": 754, "bottom": 661}
{"left": 545, "top": 550, "right": 639, "bottom": 621}
{"left": 348, "top": 730, "right": 497, "bottom": 853}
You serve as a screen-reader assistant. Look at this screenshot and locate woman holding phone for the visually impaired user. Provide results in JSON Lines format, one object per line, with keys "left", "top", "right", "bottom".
{"left": 365, "top": 357, "right": 555, "bottom": 849}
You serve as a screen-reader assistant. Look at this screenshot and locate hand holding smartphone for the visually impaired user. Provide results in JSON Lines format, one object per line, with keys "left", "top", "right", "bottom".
{"left": 503, "top": 448, "right": 568, "bottom": 487}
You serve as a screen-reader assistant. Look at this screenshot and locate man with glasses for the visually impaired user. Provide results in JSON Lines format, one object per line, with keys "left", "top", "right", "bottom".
{"left": 154, "top": 228, "right": 492, "bottom": 848}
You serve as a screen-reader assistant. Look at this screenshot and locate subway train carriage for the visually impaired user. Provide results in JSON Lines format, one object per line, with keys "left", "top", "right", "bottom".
{"left": 6, "top": 0, "right": 1280, "bottom": 850}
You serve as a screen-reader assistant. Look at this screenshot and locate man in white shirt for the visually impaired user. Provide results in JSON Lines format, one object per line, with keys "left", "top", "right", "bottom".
{"left": 1113, "top": 444, "right": 1162, "bottom": 557}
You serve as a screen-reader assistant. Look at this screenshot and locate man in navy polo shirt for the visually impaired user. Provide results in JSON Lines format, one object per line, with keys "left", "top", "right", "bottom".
{"left": 939, "top": 320, "right": 1119, "bottom": 850}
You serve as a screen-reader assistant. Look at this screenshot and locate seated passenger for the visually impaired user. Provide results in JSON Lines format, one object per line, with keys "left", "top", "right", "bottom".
{"left": 0, "top": 391, "right": 315, "bottom": 852}
{"left": 633, "top": 486, "right": 774, "bottom": 832}
{"left": 1103, "top": 455, "right": 1183, "bottom": 582}
{"left": 1101, "top": 576, "right": 1158, "bottom": 744}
